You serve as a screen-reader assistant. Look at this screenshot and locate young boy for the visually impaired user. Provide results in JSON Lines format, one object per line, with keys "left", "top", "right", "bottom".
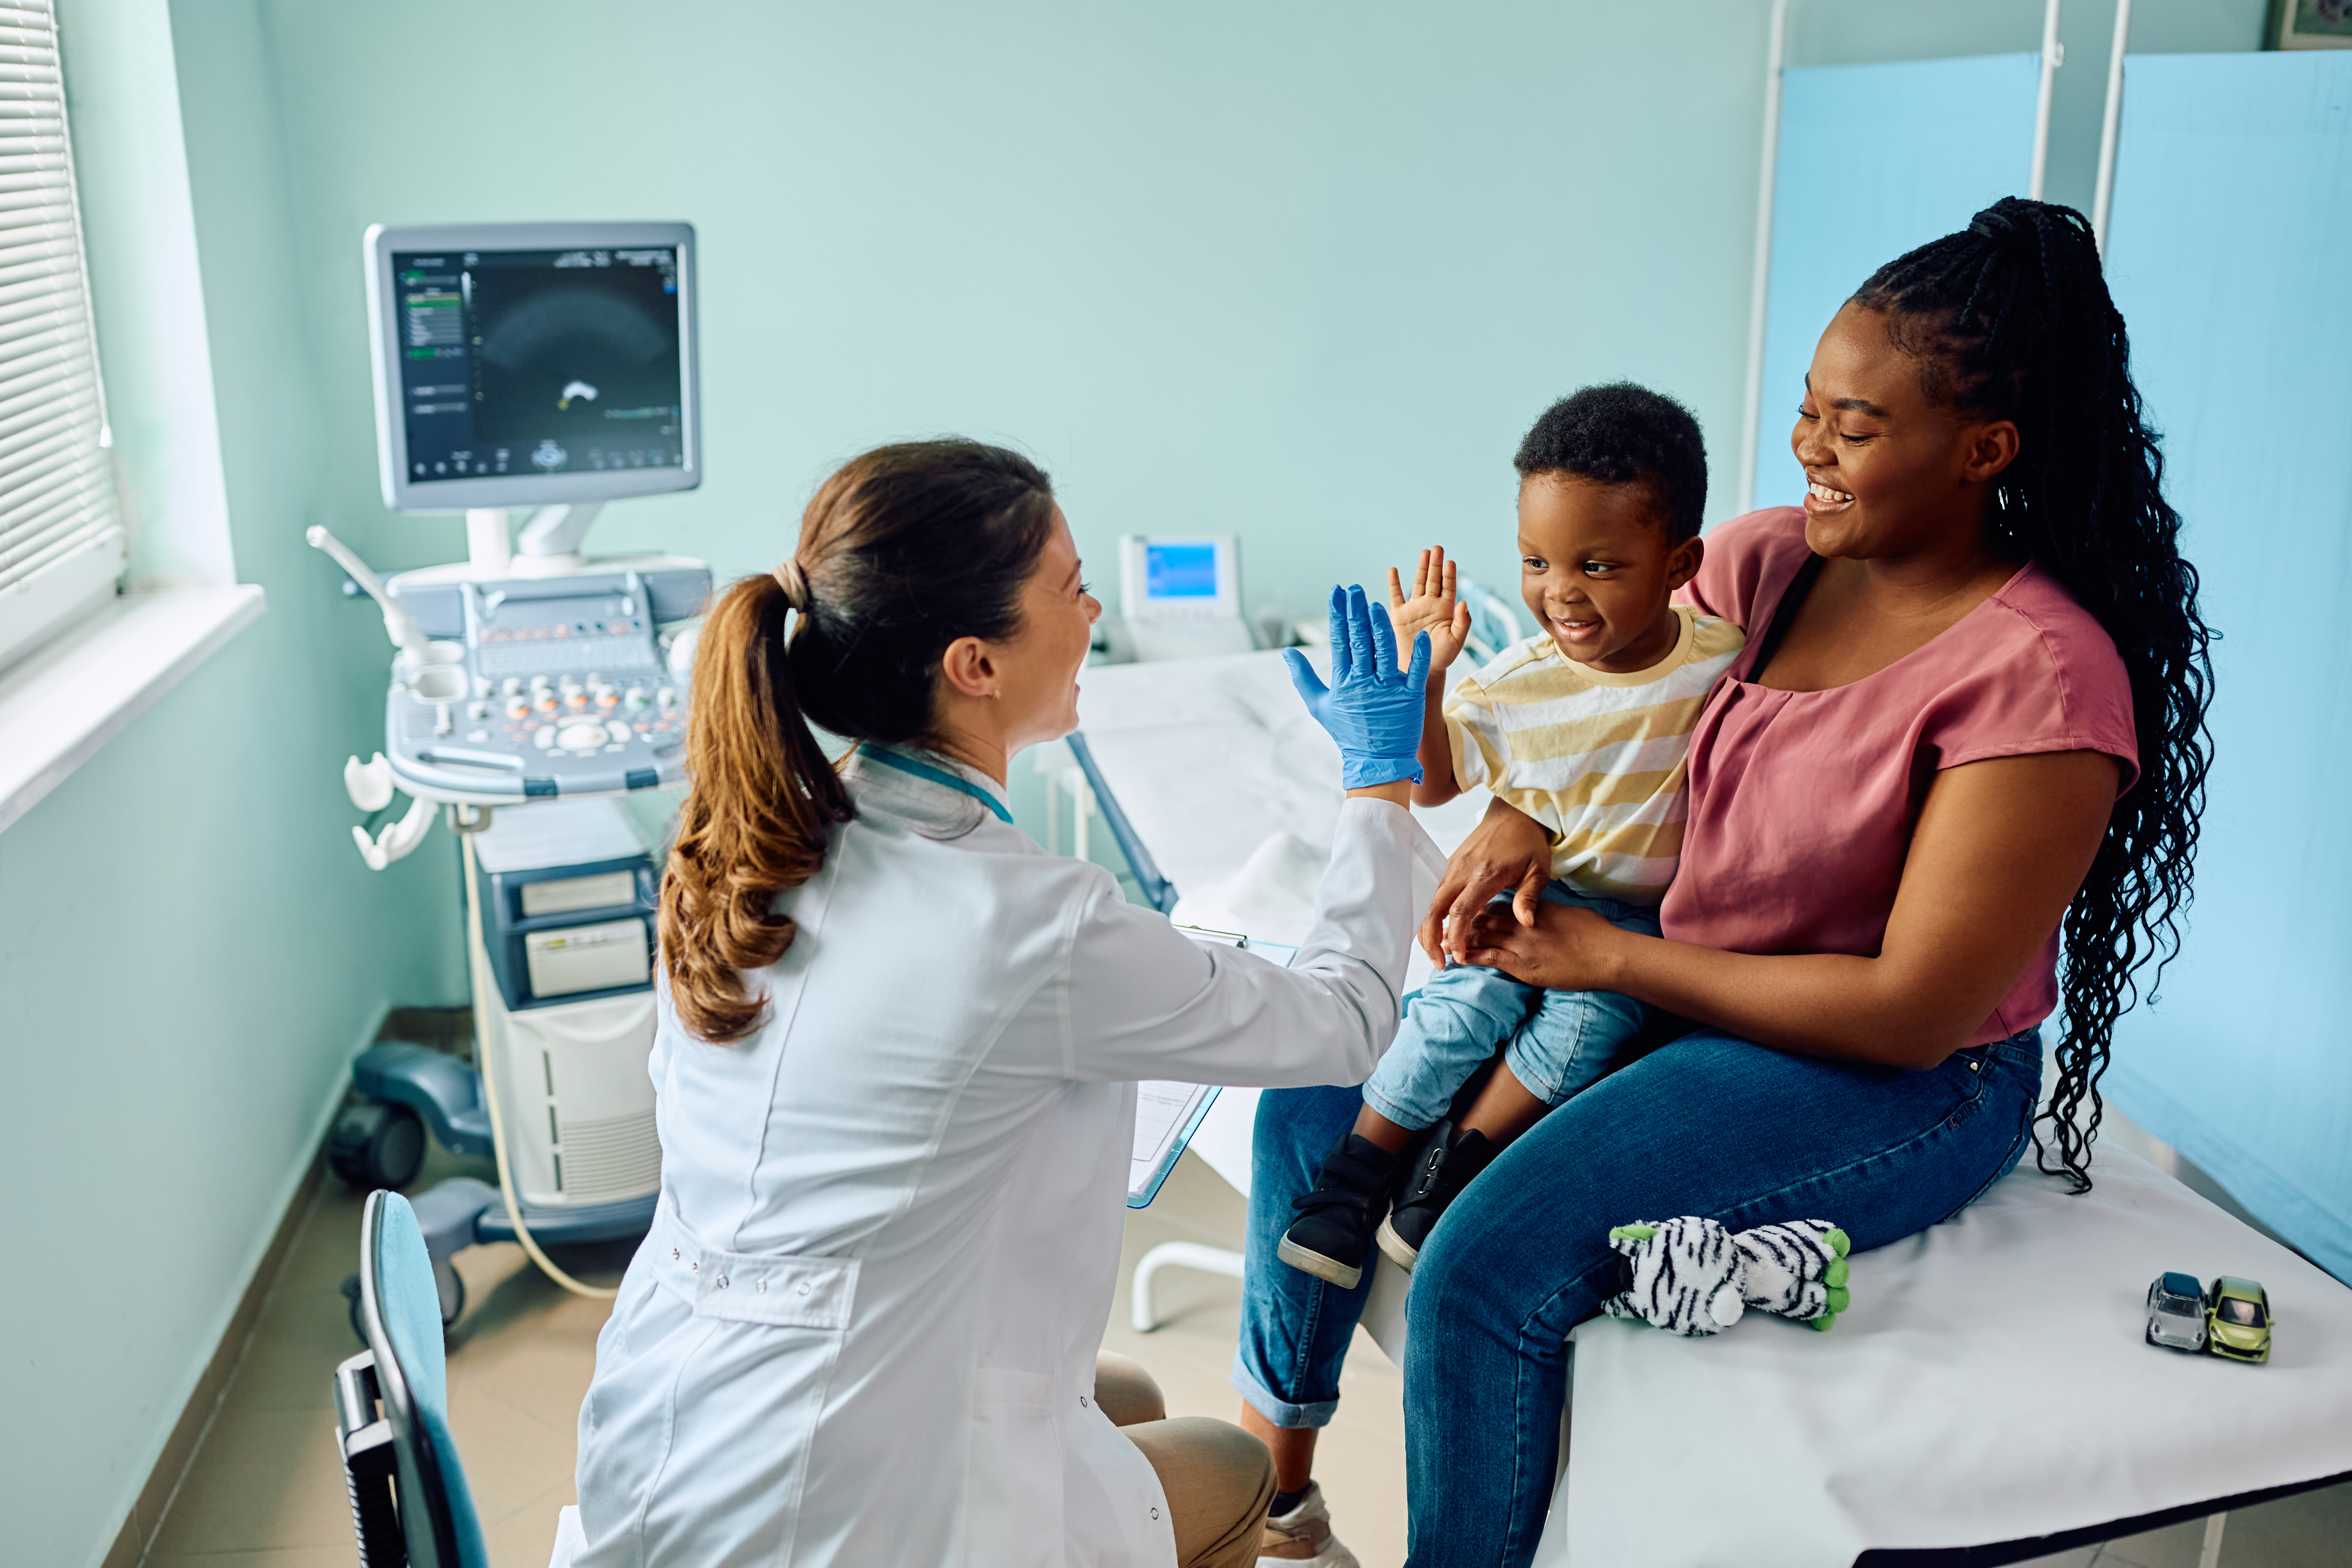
{"left": 1279, "top": 383, "right": 1745, "bottom": 1288}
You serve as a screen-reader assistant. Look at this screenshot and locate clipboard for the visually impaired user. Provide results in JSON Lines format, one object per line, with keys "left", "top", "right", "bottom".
{"left": 1127, "top": 926, "right": 1298, "bottom": 1209}
{"left": 1129, "top": 1080, "right": 1221, "bottom": 1209}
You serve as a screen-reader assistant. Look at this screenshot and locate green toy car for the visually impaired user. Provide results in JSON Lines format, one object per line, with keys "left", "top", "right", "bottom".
{"left": 2205, "top": 1276, "right": 2272, "bottom": 1364}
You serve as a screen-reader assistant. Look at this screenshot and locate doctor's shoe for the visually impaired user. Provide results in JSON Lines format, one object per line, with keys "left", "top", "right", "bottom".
{"left": 1376, "top": 1122, "right": 1497, "bottom": 1271}
{"left": 1257, "top": 1481, "right": 1360, "bottom": 1568}
{"left": 1278, "top": 1134, "right": 1401, "bottom": 1289}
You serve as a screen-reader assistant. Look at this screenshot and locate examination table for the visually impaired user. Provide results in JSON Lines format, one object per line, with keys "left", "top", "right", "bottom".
{"left": 1070, "top": 646, "right": 2352, "bottom": 1566}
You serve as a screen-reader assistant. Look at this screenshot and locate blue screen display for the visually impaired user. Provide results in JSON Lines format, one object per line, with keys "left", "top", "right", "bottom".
{"left": 1146, "top": 542, "right": 1219, "bottom": 599}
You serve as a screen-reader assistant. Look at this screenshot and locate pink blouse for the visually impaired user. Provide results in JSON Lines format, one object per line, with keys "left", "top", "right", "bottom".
{"left": 1663, "top": 509, "right": 2139, "bottom": 1048}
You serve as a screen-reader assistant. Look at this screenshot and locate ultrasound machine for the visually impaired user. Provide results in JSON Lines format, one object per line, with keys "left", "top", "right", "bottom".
{"left": 315, "top": 223, "right": 708, "bottom": 1327}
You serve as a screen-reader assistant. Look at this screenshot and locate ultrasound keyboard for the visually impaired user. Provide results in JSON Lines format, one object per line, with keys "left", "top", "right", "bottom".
{"left": 381, "top": 558, "right": 712, "bottom": 802}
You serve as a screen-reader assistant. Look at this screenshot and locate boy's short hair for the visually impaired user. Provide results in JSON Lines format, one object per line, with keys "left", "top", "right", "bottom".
{"left": 1514, "top": 383, "right": 1708, "bottom": 544}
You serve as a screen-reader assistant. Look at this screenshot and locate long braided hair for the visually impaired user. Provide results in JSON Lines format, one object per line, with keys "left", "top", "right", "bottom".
{"left": 1851, "top": 198, "right": 2214, "bottom": 1192}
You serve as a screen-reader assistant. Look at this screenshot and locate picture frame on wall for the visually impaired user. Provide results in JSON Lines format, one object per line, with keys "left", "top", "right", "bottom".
{"left": 2269, "top": 0, "right": 2352, "bottom": 48}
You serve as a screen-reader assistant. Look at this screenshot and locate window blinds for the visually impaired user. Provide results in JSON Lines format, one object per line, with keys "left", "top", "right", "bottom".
{"left": 0, "top": 0, "right": 119, "bottom": 609}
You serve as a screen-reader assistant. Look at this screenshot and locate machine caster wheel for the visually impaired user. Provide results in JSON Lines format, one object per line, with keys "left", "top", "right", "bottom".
{"left": 342, "top": 1262, "right": 465, "bottom": 1343}
{"left": 327, "top": 1101, "right": 426, "bottom": 1191}
{"left": 435, "top": 1259, "right": 466, "bottom": 1328}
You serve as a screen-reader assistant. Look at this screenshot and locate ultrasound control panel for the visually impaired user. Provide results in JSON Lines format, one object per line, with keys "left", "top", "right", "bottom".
{"left": 381, "top": 562, "right": 711, "bottom": 802}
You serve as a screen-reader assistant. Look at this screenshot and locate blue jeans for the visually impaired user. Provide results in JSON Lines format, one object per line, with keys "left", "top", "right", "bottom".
{"left": 1362, "top": 884, "right": 1659, "bottom": 1130}
{"left": 1233, "top": 1027, "right": 2043, "bottom": 1566}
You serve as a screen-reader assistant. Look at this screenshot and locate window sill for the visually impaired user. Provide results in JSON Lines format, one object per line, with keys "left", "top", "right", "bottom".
{"left": 0, "top": 584, "right": 266, "bottom": 834}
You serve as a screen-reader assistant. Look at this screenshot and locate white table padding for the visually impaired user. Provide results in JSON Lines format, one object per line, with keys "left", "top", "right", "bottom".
{"left": 1075, "top": 648, "right": 1486, "bottom": 912}
{"left": 1533, "top": 1143, "right": 2352, "bottom": 1566}
{"left": 1077, "top": 648, "right": 1479, "bottom": 1203}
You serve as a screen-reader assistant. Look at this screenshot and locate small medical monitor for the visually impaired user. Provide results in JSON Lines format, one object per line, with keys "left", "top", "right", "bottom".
{"left": 365, "top": 221, "right": 700, "bottom": 512}
{"left": 1119, "top": 534, "right": 1241, "bottom": 623}
{"left": 1147, "top": 543, "right": 1220, "bottom": 600}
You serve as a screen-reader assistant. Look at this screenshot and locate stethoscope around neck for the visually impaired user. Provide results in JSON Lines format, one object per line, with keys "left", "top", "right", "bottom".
{"left": 859, "top": 743, "right": 1015, "bottom": 824}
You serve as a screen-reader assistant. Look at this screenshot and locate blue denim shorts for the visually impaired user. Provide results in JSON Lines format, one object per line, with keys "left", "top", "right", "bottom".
{"left": 1361, "top": 881, "right": 1659, "bottom": 1131}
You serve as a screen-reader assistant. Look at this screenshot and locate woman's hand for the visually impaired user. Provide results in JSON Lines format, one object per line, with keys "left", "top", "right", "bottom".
{"left": 1456, "top": 900, "right": 1626, "bottom": 990}
{"left": 1386, "top": 547, "right": 1472, "bottom": 673}
{"left": 1420, "top": 795, "right": 1553, "bottom": 964}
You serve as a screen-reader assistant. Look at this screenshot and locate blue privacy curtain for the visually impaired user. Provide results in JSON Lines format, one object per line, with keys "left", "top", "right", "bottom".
{"left": 1751, "top": 54, "right": 2042, "bottom": 508}
{"left": 2101, "top": 50, "right": 2352, "bottom": 1283}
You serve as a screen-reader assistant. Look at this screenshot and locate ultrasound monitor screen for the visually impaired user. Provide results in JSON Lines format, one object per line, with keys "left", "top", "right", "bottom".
{"left": 394, "top": 246, "right": 683, "bottom": 485}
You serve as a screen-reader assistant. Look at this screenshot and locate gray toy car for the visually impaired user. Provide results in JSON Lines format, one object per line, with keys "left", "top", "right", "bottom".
{"left": 2146, "top": 1271, "right": 2207, "bottom": 1351}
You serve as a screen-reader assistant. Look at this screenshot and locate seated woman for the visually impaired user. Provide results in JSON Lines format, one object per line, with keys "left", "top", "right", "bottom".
{"left": 1237, "top": 197, "right": 2213, "bottom": 1568}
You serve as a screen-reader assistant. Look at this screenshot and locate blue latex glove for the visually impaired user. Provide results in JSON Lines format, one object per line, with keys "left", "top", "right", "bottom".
{"left": 1283, "top": 584, "right": 1430, "bottom": 789}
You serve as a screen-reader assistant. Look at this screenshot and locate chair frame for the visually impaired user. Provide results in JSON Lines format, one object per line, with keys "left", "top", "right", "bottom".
{"left": 333, "top": 1348, "right": 409, "bottom": 1564}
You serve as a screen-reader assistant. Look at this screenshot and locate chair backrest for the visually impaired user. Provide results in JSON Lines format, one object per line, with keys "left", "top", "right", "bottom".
{"left": 335, "top": 1189, "right": 491, "bottom": 1568}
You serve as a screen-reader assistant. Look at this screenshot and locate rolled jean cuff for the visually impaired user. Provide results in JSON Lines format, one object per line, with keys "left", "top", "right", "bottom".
{"left": 1359, "top": 1077, "right": 1438, "bottom": 1133}
{"left": 1230, "top": 1352, "right": 1338, "bottom": 1429}
{"left": 1499, "top": 1036, "right": 1566, "bottom": 1106}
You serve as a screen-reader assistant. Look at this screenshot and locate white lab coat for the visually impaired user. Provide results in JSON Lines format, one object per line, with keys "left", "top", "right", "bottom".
{"left": 574, "top": 746, "right": 1430, "bottom": 1568}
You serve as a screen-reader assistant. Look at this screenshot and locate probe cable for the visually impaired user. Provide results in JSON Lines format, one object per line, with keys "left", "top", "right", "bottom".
{"left": 461, "top": 828, "right": 621, "bottom": 1300}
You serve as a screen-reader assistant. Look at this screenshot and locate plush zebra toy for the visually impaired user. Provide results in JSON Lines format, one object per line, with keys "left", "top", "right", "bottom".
{"left": 1602, "top": 1216, "right": 1851, "bottom": 1337}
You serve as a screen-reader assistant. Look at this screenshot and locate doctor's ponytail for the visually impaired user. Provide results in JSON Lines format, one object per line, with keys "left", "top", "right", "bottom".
{"left": 660, "top": 440, "right": 1058, "bottom": 1044}
{"left": 661, "top": 572, "right": 850, "bottom": 1044}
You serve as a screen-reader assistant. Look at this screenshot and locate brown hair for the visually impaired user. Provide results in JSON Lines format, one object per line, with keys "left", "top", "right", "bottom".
{"left": 659, "top": 439, "right": 1058, "bottom": 1043}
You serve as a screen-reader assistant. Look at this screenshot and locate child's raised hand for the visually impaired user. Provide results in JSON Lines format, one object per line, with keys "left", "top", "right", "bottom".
{"left": 1385, "top": 547, "right": 1473, "bottom": 673}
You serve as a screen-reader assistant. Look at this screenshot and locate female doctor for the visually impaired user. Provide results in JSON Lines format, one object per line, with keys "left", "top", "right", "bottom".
{"left": 574, "top": 439, "right": 1436, "bottom": 1568}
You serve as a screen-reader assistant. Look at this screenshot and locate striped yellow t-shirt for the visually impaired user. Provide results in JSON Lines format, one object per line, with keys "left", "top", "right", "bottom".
{"left": 1443, "top": 604, "right": 1745, "bottom": 904}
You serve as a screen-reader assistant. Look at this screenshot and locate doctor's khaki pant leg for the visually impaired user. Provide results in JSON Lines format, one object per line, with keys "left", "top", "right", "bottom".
{"left": 1096, "top": 1352, "right": 1276, "bottom": 1568}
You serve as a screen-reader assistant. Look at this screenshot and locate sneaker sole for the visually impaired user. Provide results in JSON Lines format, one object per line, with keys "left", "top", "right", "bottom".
{"left": 1374, "top": 1215, "right": 1420, "bottom": 1272}
{"left": 1257, "top": 1536, "right": 1361, "bottom": 1568}
{"left": 1276, "top": 1235, "right": 1363, "bottom": 1290}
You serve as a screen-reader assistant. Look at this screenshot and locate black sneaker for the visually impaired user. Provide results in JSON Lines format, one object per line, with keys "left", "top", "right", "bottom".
{"left": 1277, "top": 1134, "right": 1402, "bottom": 1289}
{"left": 1376, "top": 1123, "right": 1497, "bottom": 1271}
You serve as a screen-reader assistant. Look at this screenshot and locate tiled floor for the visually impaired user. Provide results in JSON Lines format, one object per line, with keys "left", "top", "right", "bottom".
{"left": 137, "top": 1143, "right": 1393, "bottom": 1568}
{"left": 141, "top": 1135, "right": 626, "bottom": 1568}
{"left": 143, "top": 1142, "right": 2348, "bottom": 1568}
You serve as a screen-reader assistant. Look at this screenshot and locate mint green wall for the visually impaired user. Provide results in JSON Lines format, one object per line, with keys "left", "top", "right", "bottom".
{"left": 0, "top": 4, "right": 462, "bottom": 1563}
{"left": 258, "top": 0, "right": 1778, "bottom": 618}
{"left": 258, "top": 0, "right": 2267, "bottom": 618}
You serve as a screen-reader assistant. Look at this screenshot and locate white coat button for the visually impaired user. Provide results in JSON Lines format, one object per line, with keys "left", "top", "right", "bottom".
{"left": 1150, "top": 1508, "right": 1160, "bottom": 1520}
{"left": 671, "top": 1248, "right": 681, "bottom": 1260}
{"left": 717, "top": 1275, "right": 730, "bottom": 1289}
{"left": 689, "top": 1260, "right": 699, "bottom": 1273}
{"left": 757, "top": 1279, "right": 768, "bottom": 1293}
{"left": 796, "top": 1281, "right": 811, "bottom": 1296}
{"left": 1968, "top": 1061, "right": 1980, "bottom": 1071}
